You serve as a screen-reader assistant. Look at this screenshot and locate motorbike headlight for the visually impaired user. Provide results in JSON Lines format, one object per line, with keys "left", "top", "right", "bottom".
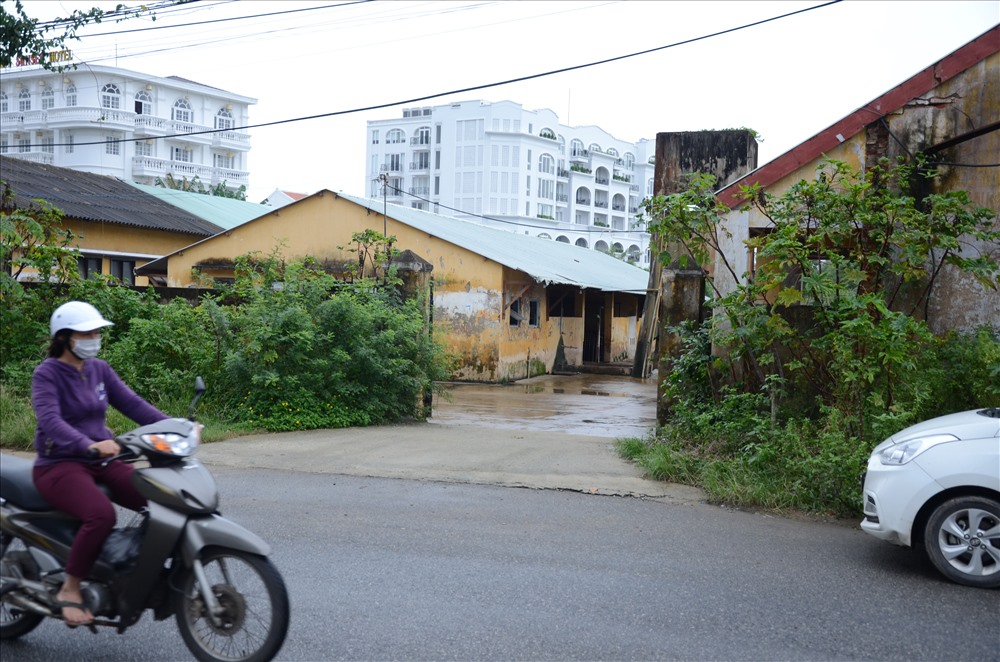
{"left": 878, "top": 434, "right": 958, "bottom": 465}
{"left": 142, "top": 428, "right": 199, "bottom": 456}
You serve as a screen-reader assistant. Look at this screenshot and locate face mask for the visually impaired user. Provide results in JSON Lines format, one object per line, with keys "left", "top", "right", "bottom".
{"left": 71, "top": 338, "right": 102, "bottom": 360}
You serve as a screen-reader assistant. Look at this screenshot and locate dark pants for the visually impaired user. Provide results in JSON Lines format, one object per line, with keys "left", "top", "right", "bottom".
{"left": 33, "top": 461, "right": 147, "bottom": 579}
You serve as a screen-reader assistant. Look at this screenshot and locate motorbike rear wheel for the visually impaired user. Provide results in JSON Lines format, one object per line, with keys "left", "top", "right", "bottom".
{"left": 0, "top": 542, "right": 46, "bottom": 640}
{"left": 173, "top": 548, "right": 289, "bottom": 662}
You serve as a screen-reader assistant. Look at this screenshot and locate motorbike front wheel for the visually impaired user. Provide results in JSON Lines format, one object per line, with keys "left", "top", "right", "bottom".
{"left": 173, "top": 549, "right": 289, "bottom": 662}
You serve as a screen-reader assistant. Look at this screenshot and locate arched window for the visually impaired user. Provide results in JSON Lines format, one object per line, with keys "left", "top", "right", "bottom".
{"left": 215, "top": 107, "right": 234, "bottom": 130}
{"left": 575, "top": 187, "right": 591, "bottom": 205}
{"left": 595, "top": 241, "right": 610, "bottom": 253}
{"left": 386, "top": 128, "right": 405, "bottom": 144}
{"left": 647, "top": 178, "right": 654, "bottom": 196}
{"left": 624, "top": 152, "right": 635, "bottom": 170}
{"left": 18, "top": 88, "right": 31, "bottom": 112}
{"left": 172, "top": 98, "right": 193, "bottom": 123}
{"left": 575, "top": 238, "right": 588, "bottom": 248}
{"left": 570, "top": 139, "right": 584, "bottom": 156}
{"left": 100, "top": 83, "right": 121, "bottom": 110}
{"left": 134, "top": 90, "right": 152, "bottom": 115}
{"left": 556, "top": 236, "right": 570, "bottom": 243}
{"left": 41, "top": 88, "right": 54, "bottom": 110}
{"left": 64, "top": 83, "right": 77, "bottom": 107}
{"left": 415, "top": 126, "right": 431, "bottom": 145}
{"left": 626, "top": 245, "right": 641, "bottom": 263}
{"left": 538, "top": 233, "right": 552, "bottom": 240}
{"left": 612, "top": 242, "right": 624, "bottom": 254}
{"left": 538, "top": 154, "right": 554, "bottom": 175}
{"left": 589, "top": 143, "right": 601, "bottom": 153}
{"left": 607, "top": 148, "right": 619, "bottom": 157}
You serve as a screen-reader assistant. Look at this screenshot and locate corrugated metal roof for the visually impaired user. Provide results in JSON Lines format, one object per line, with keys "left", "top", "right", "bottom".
{"left": 335, "top": 192, "right": 650, "bottom": 293}
{"left": 126, "top": 181, "right": 270, "bottom": 230}
{"left": 0, "top": 157, "right": 223, "bottom": 236}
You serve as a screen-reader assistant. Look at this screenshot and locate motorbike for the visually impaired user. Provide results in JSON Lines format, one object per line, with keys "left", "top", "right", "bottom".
{"left": 0, "top": 378, "right": 289, "bottom": 662}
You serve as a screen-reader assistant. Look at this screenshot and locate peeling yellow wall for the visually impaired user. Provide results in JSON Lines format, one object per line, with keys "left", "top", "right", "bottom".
{"left": 157, "top": 192, "right": 645, "bottom": 380}
{"left": 716, "top": 51, "right": 999, "bottom": 332}
{"left": 20, "top": 218, "right": 209, "bottom": 286}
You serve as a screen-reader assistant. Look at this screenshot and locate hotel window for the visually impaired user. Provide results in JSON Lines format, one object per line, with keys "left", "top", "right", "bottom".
{"left": 105, "top": 136, "right": 120, "bottom": 155}
{"left": 386, "top": 129, "right": 405, "bottom": 144}
{"left": 0, "top": 91, "right": 7, "bottom": 113}
{"left": 135, "top": 141, "right": 152, "bottom": 157}
{"left": 64, "top": 134, "right": 74, "bottom": 154}
{"left": 371, "top": 129, "right": 379, "bottom": 145}
{"left": 215, "top": 107, "right": 234, "bottom": 130}
{"left": 172, "top": 98, "right": 193, "bottom": 123}
{"left": 64, "top": 84, "right": 77, "bottom": 107}
{"left": 18, "top": 138, "right": 30, "bottom": 153}
{"left": 41, "top": 88, "right": 54, "bottom": 109}
{"left": 0, "top": 138, "right": 7, "bottom": 154}
{"left": 214, "top": 152, "right": 234, "bottom": 169}
{"left": 41, "top": 135, "right": 53, "bottom": 153}
{"left": 100, "top": 84, "right": 121, "bottom": 109}
{"left": 135, "top": 90, "right": 152, "bottom": 115}
{"left": 18, "top": 88, "right": 31, "bottom": 111}
{"left": 173, "top": 146, "right": 192, "bottom": 162}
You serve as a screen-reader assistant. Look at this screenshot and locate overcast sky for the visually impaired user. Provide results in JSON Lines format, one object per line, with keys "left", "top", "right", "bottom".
{"left": 18, "top": 0, "right": 1000, "bottom": 202}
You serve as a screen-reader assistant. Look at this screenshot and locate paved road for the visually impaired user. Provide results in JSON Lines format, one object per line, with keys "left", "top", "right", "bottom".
{"left": 6, "top": 375, "right": 997, "bottom": 660}
{"left": 5, "top": 468, "right": 998, "bottom": 662}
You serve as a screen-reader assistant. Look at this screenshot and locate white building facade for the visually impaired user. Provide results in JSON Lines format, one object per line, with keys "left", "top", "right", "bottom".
{"left": 0, "top": 60, "right": 255, "bottom": 192}
{"left": 365, "top": 100, "right": 656, "bottom": 266}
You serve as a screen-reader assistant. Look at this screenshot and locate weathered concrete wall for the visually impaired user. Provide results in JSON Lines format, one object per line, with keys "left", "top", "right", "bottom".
{"left": 155, "top": 192, "right": 646, "bottom": 382}
{"left": 714, "top": 51, "right": 999, "bottom": 333}
{"left": 882, "top": 53, "right": 1000, "bottom": 332}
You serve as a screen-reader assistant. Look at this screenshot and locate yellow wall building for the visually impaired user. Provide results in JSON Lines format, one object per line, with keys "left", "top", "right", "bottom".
{"left": 139, "top": 191, "right": 650, "bottom": 382}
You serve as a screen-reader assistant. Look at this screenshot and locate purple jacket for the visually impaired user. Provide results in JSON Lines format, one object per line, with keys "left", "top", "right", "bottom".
{"left": 32, "top": 358, "right": 167, "bottom": 466}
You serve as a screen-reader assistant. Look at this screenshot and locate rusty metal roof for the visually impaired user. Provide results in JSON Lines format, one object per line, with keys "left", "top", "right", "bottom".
{"left": 0, "top": 157, "right": 224, "bottom": 236}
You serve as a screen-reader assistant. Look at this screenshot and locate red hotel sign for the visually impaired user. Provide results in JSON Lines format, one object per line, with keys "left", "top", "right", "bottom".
{"left": 15, "top": 49, "right": 73, "bottom": 67}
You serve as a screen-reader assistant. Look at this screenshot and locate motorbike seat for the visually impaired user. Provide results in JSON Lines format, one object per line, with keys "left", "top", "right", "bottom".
{"left": 0, "top": 454, "right": 112, "bottom": 512}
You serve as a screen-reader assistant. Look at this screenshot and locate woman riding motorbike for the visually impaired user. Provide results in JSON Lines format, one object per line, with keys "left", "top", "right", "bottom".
{"left": 30, "top": 301, "right": 167, "bottom": 626}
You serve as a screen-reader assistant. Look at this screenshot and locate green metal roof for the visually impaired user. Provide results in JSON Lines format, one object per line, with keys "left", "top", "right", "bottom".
{"left": 125, "top": 181, "right": 270, "bottom": 230}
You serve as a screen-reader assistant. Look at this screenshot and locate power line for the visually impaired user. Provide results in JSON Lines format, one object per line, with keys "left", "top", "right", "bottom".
{"left": 36, "top": 0, "right": 844, "bottom": 149}
{"left": 77, "top": 0, "right": 374, "bottom": 37}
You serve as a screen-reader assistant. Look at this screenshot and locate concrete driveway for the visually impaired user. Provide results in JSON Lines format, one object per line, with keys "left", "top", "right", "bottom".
{"left": 197, "top": 374, "right": 704, "bottom": 501}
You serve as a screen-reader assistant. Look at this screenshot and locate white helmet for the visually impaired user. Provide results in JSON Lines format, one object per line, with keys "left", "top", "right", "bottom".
{"left": 50, "top": 301, "right": 115, "bottom": 338}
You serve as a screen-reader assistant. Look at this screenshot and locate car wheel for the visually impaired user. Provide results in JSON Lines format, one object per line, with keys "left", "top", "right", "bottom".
{"left": 924, "top": 496, "right": 1000, "bottom": 589}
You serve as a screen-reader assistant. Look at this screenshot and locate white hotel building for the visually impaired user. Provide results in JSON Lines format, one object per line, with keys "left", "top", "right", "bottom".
{"left": 0, "top": 59, "right": 255, "bottom": 192}
{"left": 366, "top": 100, "right": 656, "bottom": 266}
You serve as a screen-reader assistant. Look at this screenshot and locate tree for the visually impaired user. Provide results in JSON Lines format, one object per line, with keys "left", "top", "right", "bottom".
{"left": 154, "top": 173, "right": 248, "bottom": 201}
{"left": 0, "top": 0, "right": 178, "bottom": 71}
{"left": 642, "top": 158, "right": 999, "bottom": 441}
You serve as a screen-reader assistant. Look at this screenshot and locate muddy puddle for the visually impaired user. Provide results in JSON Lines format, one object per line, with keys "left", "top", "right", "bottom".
{"left": 429, "top": 373, "right": 657, "bottom": 439}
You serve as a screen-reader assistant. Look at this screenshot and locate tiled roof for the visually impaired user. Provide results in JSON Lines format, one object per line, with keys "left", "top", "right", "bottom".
{"left": 716, "top": 25, "right": 1000, "bottom": 207}
{"left": 0, "top": 157, "right": 223, "bottom": 236}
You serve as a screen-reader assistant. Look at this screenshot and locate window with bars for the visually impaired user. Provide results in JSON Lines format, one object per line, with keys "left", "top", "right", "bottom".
{"left": 110, "top": 259, "right": 135, "bottom": 285}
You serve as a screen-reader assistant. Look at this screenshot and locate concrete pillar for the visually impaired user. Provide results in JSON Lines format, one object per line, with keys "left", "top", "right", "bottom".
{"left": 630, "top": 131, "right": 758, "bottom": 422}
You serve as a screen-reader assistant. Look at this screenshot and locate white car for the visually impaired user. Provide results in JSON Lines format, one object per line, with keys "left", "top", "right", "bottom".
{"left": 861, "top": 408, "right": 1000, "bottom": 588}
